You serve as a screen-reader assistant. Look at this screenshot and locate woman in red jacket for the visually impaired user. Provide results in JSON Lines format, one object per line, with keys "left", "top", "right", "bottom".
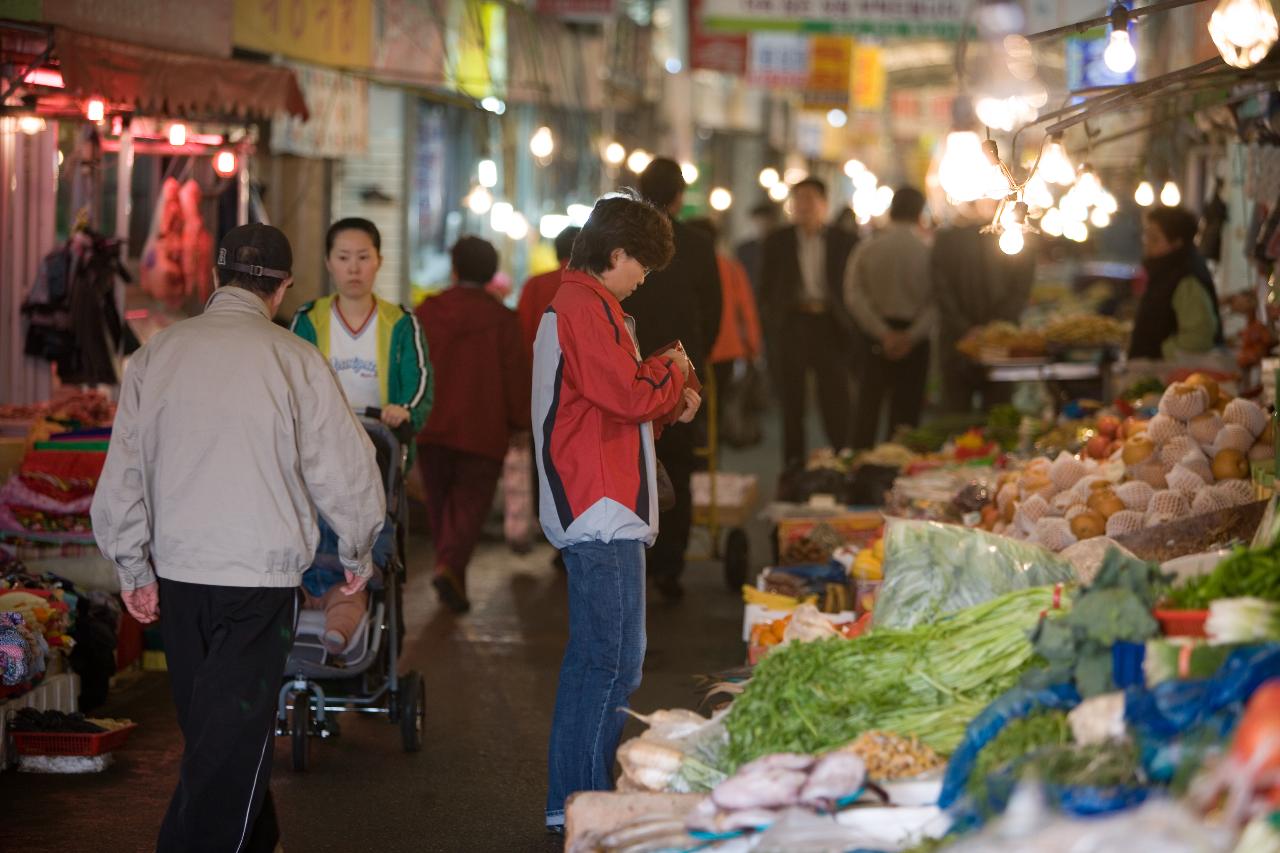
{"left": 414, "top": 237, "right": 530, "bottom": 613}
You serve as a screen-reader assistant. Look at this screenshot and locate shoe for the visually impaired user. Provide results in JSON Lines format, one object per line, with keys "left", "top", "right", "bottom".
{"left": 321, "top": 630, "right": 347, "bottom": 655}
{"left": 654, "top": 575, "right": 684, "bottom": 602}
{"left": 545, "top": 824, "right": 565, "bottom": 836}
{"left": 432, "top": 574, "right": 471, "bottom": 614}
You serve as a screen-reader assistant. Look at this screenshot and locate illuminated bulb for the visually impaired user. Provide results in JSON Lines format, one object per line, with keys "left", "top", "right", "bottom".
{"left": 1039, "top": 138, "right": 1076, "bottom": 186}
{"left": 1040, "top": 207, "right": 1065, "bottom": 237}
{"left": 1060, "top": 189, "right": 1089, "bottom": 223}
{"left": 681, "top": 162, "right": 699, "bottom": 184}
{"left": 1090, "top": 207, "right": 1112, "bottom": 228}
{"left": 1074, "top": 168, "right": 1103, "bottom": 205}
{"left": 604, "top": 142, "right": 626, "bottom": 165}
{"left": 709, "top": 187, "right": 733, "bottom": 211}
{"left": 1024, "top": 174, "right": 1055, "bottom": 211}
{"left": 938, "top": 131, "right": 991, "bottom": 202}
{"left": 17, "top": 115, "right": 45, "bottom": 135}
{"left": 213, "top": 150, "right": 238, "bottom": 178}
{"left": 481, "top": 96, "right": 506, "bottom": 114}
{"left": 1161, "top": 180, "right": 1181, "bottom": 206}
{"left": 1064, "top": 219, "right": 1089, "bottom": 243}
{"left": 490, "top": 201, "right": 514, "bottom": 233}
{"left": 1104, "top": 29, "right": 1137, "bottom": 74}
{"left": 783, "top": 167, "right": 807, "bottom": 185}
{"left": 466, "top": 187, "right": 494, "bottom": 216}
{"left": 758, "top": 167, "right": 780, "bottom": 189}
{"left": 628, "top": 149, "right": 653, "bottom": 174}
{"left": 540, "top": 214, "right": 570, "bottom": 239}
{"left": 478, "top": 159, "right": 498, "bottom": 188}
{"left": 844, "top": 159, "right": 865, "bottom": 178}
{"left": 999, "top": 227, "right": 1025, "bottom": 255}
{"left": 1135, "top": 181, "right": 1155, "bottom": 206}
{"left": 506, "top": 212, "right": 530, "bottom": 241}
{"left": 567, "top": 204, "right": 593, "bottom": 226}
{"left": 168, "top": 123, "right": 187, "bottom": 147}
{"left": 827, "top": 108, "right": 847, "bottom": 128}
{"left": 768, "top": 182, "right": 789, "bottom": 202}
{"left": 530, "top": 127, "right": 554, "bottom": 159}
{"left": 853, "top": 170, "right": 878, "bottom": 193}
{"left": 1097, "top": 191, "right": 1119, "bottom": 214}
{"left": 873, "top": 185, "right": 894, "bottom": 216}
{"left": 85, "top": 98, "right": 105, "bottom": 122}
{"left": 1209, "top": 0, "right": 1279, "bottom": 69}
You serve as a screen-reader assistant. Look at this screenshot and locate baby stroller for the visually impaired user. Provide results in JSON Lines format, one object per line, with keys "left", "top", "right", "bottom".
{"left": 276, "top": 413, "right": 424, "bottom": 771}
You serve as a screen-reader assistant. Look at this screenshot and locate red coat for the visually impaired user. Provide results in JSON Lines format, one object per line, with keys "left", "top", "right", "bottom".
{"left": 517, "top": 262, "right": 566, "bottom": 364}
{"left": 415, "top": 286, "right": 530, "bottom": 461}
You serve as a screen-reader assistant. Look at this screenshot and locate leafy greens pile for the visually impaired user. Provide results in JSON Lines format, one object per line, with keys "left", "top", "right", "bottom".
{"left": 1166, "top": 542, "right": 1280, "bottom": 609}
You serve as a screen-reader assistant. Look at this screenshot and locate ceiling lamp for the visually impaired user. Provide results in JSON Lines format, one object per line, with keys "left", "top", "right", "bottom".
{"left": 1209, "top": 0, "right": 1279, "bottom": 69}
{"left": 1160, "top": 180, "right": 1182, "bottom": 206}
{"left": 1038, "top": 136, "right": 1076, "bottom": 186}
{"left": 709, "top": 187, "right": 733, "bottom": 211}
{"left": 1103, "top": 4, "right": 1137, "bottom": 73}
{"left": 1135, "top": 181, "right": 1155, "bottom": 206}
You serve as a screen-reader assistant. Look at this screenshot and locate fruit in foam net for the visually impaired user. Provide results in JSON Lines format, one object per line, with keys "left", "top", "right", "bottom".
{"left": 1183, "top": 372, "right": 1220, "bottom": 406}
{"left": 1070, "top": 510, "right": 1105, "bottom": 540}
{"left": 1122, "top": 434, "right": 1155, "bottom": 466}
{"left": 1211, "top": 448, "right": 1250, "bottom": 481}
{"left": 1224, "top": 398, "right": 1268, "bottom": 438}
{"left": 1086, "top": 489, "right": 1125, "bottom": 519}
{"left": 1188, "top": 412, "right": 1224, "bottom": 447}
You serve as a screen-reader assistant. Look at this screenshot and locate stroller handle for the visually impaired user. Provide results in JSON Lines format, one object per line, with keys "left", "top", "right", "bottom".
{"left": 362, "top": 407, "right": 417, "bottom": 447}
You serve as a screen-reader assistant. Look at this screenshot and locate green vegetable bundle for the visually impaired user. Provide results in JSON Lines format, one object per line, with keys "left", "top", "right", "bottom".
{"left": 1166, "top": 543, "right": 1280, "bottom": 609}
{"left": 725, "top": 586, "right": 1066, "bottom": 767}
{"left": 966, "top": 711, "right": 1071, "bottom": 813}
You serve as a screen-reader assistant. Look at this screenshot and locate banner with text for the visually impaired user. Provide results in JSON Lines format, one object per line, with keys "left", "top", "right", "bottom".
{"left": 701, "top": 0, "right": 968, "bottom": 37}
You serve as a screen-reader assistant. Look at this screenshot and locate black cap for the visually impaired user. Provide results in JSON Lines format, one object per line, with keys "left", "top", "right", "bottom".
{"left": 216, "top": 223, "right": 292, "bottom": 281}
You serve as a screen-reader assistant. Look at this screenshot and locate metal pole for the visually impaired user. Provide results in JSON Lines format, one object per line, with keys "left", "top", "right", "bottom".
{"left": 237, "top": 157, "right": 250, "bottom": 226}
{"left": 1026, "top": 0, "right": 1211, "bottom": 43}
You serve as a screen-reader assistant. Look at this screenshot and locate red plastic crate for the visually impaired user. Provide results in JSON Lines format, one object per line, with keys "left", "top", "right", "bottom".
{"left": 11, "top": 724, "right": 136, "bottom": 757}
{"left": 1154, "top": 608, "right": 1209, "bottom": 638}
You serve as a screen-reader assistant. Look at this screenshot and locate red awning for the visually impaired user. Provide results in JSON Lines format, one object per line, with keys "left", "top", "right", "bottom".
{"left": 53, "top": 27, "right": 308, "bottom": 120}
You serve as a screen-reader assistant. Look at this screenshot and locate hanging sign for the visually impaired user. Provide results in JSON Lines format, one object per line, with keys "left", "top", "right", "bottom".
{"left": 851, "top": 41, "right": 885, "bottom": 111}
{"left": 747, "top": 32, "right": 809, "bottom": 88}
{"left": 535, "top": 0, "right": 614, "bottom": 21}
{"left": 270, "top": 62, "right": 368, "bottom": 158}
{"left": 689, "top": 0, "right": 749, "bottom": 75}
{"left": 701, "top": 0, "right": 968, "bottom": 37}
{"left": 802, "top": 35, "right": 851, "bottom": 110}
{"left": 234, "top": 0, "right": 373, "bottom": 70}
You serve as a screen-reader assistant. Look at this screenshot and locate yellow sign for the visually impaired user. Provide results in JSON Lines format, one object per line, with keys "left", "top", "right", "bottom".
{"left": 234, "top": 0, "right": 372, "bottom": 70}
{"left": 803, "top": 36, "right": 851, "bottom": 111}
{"left": 851, "top": 42, "right": 884, "bottom": 112}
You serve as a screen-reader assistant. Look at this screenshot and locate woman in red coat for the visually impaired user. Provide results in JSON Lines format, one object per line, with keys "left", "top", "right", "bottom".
{"left": 414, "top": 237, "right": 530, "bottom": 612}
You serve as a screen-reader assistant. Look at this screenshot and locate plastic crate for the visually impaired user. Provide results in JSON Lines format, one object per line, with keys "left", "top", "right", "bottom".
{"left": 11, "top": 723, "right": 136, "bottom": 757}
{"left": 1153, "top": 608, "right": 1208, "bottom": 638}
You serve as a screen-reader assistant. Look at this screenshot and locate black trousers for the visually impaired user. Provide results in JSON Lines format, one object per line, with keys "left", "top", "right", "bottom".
{"left": 853, "top": 330, "right": 931, "bottom": 450}
{"left": 648, "top": 424, "right": 696, "bottom": 582}
{"left": 157, "top": 578, "right": 297, "bottom": 853}
{"left": 779, "top": 311, "right": 852, "bottom": 464}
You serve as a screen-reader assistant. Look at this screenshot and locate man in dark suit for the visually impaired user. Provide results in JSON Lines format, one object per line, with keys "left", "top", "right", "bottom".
{"left": 629, "top": 157, "right": 722, "bottom": 601}
{"left": 761, "top": 177, "right": 858, "bottom": 464}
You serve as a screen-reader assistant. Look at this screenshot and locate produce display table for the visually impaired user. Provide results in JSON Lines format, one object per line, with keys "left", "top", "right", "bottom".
{"left": 0, "top": 672, "right": 79, "bottom": 767}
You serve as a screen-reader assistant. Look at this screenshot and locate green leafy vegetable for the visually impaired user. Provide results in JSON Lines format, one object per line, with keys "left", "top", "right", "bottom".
{"left": 966, "top": 711, "right": 1071, "bottom": 812}
{"left": 1166, "top": 543, "right": 1280, "bottom": 609}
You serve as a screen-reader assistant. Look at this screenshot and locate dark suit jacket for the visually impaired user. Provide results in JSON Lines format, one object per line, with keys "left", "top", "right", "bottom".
{"left": 761, "top": 225, "right": 859, "bottom": 334}
{"left": 624, "top": 217, "right": 723, "bottom": 370}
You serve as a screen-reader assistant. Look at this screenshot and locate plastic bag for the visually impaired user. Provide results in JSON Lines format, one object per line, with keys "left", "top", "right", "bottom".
{"left": 502, "top": 436, "right": 534, "bottom": 553}
{"left": 873, "top": 520, "right": 1078, "bottom": 630}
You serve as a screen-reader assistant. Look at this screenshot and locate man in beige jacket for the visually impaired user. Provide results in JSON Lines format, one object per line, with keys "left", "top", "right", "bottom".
{"left": 91, "top": 224, "right": 385, "bottom": 853}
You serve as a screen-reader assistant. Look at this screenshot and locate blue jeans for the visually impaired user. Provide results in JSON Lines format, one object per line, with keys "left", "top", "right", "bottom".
{"left": 545, "top": 539, "right": 647, "bottom": 828}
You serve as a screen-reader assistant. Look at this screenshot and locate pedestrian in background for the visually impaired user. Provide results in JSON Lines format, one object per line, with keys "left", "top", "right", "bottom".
{"left": 632, "top": 157, "right": 722, "bottom": 601}
{"left": 845, "top": 186, "right": 934, "bottom": 449}
{"left": 517, "top": 225, "right": 581, "bottom": 364}
{"left": 760, "top": 177, "right": 859, "bottom": 464}
{"left": 92, "top": 224, "right": 385, "bottom": 853}
{"left": 415, "top": 236, "right": 530, "bottom": 613}
{"left": 533, "top": 191, "right": 699, "bottom": 835}
{"left": 736, "top": 201, "right": 783, "bottom": 400}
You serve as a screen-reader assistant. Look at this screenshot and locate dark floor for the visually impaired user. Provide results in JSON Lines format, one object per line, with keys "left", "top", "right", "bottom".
{"left": 1, "top": 415, "right": 791, "bottom": 852}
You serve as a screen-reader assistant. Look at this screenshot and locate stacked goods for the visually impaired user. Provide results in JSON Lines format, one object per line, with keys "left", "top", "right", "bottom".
{"left": 956, "top": 322, "right": 1046, "bottom": 359}
{"left": 1042, "top": 314, "right": 1130, "bottom": 349}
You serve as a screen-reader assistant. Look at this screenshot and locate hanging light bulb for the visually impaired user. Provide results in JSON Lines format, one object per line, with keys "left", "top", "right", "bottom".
{"left": 1104, "top": 4, "right": 1137, "bottom": 74}
{"left": 478, "top": 159, "right": 498, "bottom": 188}
{"left": 1134, "top": 181, "right": 1155, "bottom": 206}
{"left": 1040, "top": 207, "right": 1065, "bottom": 237}
{"left": 490, "top": 201, "right": 514, "bottom": 233}
{"left": 938, "top": 131, "right": 993, "bottom": 202}
{"left": 1060, "top": 188, "right": 1090, "bottom": 223}
{"left": 466, "top": 187, "right": 494, "bottom": 216}
{"left": 168, "top": 122, "right": 187, "bottom": 147}
{"left": 709, "top": 187, "right": 733, "bottom": 211}
{"left": 999, "top": 227, "right": 1025, "bottom": 255}
{"left": 1039, "top": 136, "right": 1076, "bottom": 186}
{"left": 1074, "top": 166, "right": 1103, "bottom": 206}
{"left": 540, "top": 214, "right": 571, "bottom": 239}
{"left": 1097, "top": 191, "right": 1119, "bottom": 215}
{"left": 783, "top": 167, "right": 808, "bottom": 186}
{"left": 758, "top": 167, "right": 780, "bottom": 189}
{"left": 567, "top": 204, "right": 593, "bottom": 226}
{"left": 85, "top": 97, "right": 105, "bottom": 122}
{"left": 506, "top": 212, "right": 530, "bottom": 241}
{"left": 1064, "top": 220, "right": 1090, "bottom": 243}
{"left": 604, "top": 142, "right": 626, "bottom": 165}
{"left": 768, "top": 181, "right": 790, "bottom": 202}
{"left": 17, "top": 115, "right": 45, "bottom": 135}
{"left": 1091, "top": 207, "right": 1113, "bottom": 228}
{"left": 1024, "top": 174, "right": 1055, "bottom": 212}
{"left": 873, "top": 185, "right": 895, "bottom": 217}
{"left": 681, "top": 162, "right": 699, "bottom": 184}
{"left": 853, "top": 170, "right": 878, "bottom": 193}
{"left": 1160, "top": 180, "right": 1182, "bottom": 206}
{"left": 1209, "top": 0, "right": 1279, "bottom": 69}
{"left": 826, "top": 109, "right": 848, "bottom": 128}
{"left": 627, "top": 149, "right": 653, "bottom": 174}
{"left": 213, "top": 149, "right": 238, "bottom": 178}
{"left": 843, "top": 159, "right": 866, "bottom": 178}
{"left": 530, "top": 126, "right": 555, "bottom": 159}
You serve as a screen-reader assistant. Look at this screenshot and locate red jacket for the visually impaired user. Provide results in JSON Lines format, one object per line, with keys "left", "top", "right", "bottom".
{"left": 708, "top": 252, "right": 763, "bottom": 364}
{"left": 415, "top": 285, "right": 530, "bottom": 461}
{"left": 531, "top": 271, "right": 686, "bottom": 549}
{"left": 517, "top": 262, "right": 566, "bottom": 365}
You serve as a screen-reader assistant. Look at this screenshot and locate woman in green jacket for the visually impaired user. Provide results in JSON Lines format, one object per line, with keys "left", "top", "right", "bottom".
{"left": 1128, "top": 206, "right": 1224, "bottom": 361}
{"left": 290, "top": 218, "right": 433, "bottom": 650}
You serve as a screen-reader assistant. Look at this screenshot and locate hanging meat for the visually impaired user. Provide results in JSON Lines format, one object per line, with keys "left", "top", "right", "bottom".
{"left": 140, "top": 177, "right": 213, "bottom": 310}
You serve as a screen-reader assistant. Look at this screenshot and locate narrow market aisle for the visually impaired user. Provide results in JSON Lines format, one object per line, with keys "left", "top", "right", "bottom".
{"left": 1, "top": 418, "right": 784, "bottom": 852}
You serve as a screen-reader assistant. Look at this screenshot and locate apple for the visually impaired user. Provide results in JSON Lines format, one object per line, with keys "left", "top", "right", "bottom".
{"left": 1097, "top": 415, "right": 1121, "bottom": 439}
{"left": 1184, "top": 372, "right": 1221, "bottom": 406}
{"left": 1086, "top": 434, "right": 1111, "bottom": 459}
{"left": 1212, "top": 448, "right": 1250, "bottom": 480}
{"left": 1122, "top": 434, "right": 1156, "bottom": 466}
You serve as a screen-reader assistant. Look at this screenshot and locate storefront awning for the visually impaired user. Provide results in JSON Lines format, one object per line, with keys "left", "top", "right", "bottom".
{"left": 53, "top": 27, "right": 308, "bottom": 120}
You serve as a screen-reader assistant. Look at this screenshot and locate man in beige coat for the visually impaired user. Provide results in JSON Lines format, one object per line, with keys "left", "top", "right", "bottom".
{"left": 91, "top": 224, "right": 385, "bottom": 853}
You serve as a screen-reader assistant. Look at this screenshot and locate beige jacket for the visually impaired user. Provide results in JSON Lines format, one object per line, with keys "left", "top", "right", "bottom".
{"left": 91, "top": 286, "right": 386, "bottom": 590}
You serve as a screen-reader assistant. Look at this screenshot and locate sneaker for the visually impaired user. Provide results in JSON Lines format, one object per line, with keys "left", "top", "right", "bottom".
{"left": 545, "top": 824, "right": 565, "bottom": 836}
{"left": 432, "top": 574, "right": 471, "bottom": 614}
{"left": 321, "top": 630, "right": 347, "bottom": 655}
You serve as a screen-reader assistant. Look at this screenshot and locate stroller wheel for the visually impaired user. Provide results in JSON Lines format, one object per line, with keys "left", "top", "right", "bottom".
{"left": 292, "top": 691, "right": 312, "bottom": 771}
{"left": 400, "top": 671, "right": 425, "bottom": 753}
{"left": 723, "top": 528, "right": 750, "bottom": 592}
